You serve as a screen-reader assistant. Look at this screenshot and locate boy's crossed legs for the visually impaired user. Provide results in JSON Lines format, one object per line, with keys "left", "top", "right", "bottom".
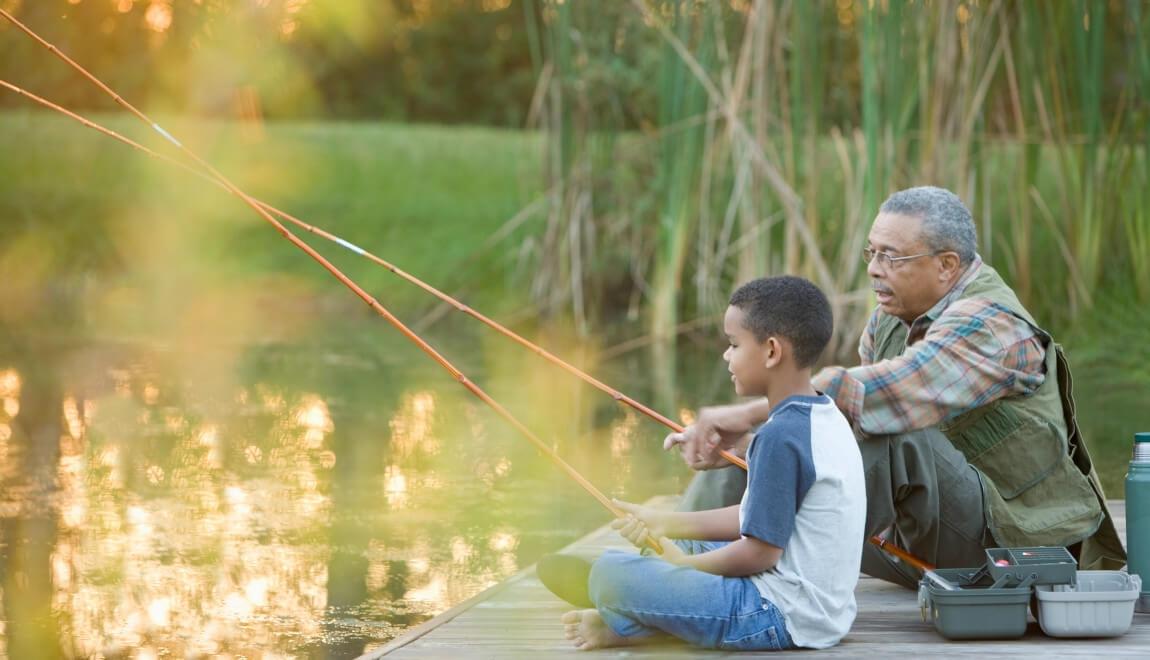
{"left": 562, "top": 540, "right": 794, "bottom": 651}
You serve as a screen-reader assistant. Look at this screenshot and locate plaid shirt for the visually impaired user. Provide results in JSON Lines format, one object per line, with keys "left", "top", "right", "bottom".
{"left": 813, "top": 256, "right": 1047, "bottom": 434}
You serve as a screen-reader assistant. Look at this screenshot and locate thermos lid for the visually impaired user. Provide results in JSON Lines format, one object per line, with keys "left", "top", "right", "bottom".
{"left": 1137, "top": 432, "right": 1150, "bottom": 443}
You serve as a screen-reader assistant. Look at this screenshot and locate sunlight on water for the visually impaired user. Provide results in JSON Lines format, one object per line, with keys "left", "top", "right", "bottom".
{"left": 0, "top": 328, "right": 699, "bottom": 656}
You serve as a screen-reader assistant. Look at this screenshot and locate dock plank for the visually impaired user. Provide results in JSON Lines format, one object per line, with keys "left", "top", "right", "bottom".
{"left": 366, "top": 500, "right": 1148, "bottom": 658}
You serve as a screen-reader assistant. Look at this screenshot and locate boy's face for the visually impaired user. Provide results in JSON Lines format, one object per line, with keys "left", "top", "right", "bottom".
{"left": 722, "top": 305, "right": 774, "bottom": 397}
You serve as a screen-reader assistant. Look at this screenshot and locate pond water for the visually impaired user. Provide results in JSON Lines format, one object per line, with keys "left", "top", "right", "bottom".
{"left": 0, "top": 313, "right": 731, "bottom": 658}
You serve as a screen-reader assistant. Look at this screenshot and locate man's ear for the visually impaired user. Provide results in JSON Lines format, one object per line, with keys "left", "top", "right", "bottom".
{"left": 937, "top": 251, "right": 962, "bottom": 281}
{"left": 762, "top": 336, "right": 783, "bottom": 369}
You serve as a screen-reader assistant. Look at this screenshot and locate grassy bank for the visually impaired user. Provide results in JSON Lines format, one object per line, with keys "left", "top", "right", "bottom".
{"left": 0, "top": 110, "right": 545, "bottom": 328}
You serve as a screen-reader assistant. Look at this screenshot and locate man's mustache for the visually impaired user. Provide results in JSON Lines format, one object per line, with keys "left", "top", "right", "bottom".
{"left": 871, "top": 282, "right": 894, "bottom": 295}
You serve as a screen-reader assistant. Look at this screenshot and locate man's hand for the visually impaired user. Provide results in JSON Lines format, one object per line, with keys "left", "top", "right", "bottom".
{"left": 663, "top": 401, "right": 767, "bottom": 470}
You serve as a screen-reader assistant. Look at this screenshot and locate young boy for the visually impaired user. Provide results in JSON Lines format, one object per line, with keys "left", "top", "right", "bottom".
{"left": 555, "top": 276, "right": 866, "bottom": 651}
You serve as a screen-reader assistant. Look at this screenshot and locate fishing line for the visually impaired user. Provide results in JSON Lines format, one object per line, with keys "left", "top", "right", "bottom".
{"left": 0, "top": 9, "right": 666, "bottom": 552}
{"left": 0, "top": 70, "right": 747, "bottom": 471}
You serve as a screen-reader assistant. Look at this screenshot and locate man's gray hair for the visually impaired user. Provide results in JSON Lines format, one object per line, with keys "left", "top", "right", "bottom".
{"left": 880, "top": 186, "right": 977, "bottom": 265}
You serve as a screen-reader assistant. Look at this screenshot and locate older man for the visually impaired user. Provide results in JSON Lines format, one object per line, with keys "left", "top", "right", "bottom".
{"left": 671, "top": 186, "right": 1125, "bottom": 587}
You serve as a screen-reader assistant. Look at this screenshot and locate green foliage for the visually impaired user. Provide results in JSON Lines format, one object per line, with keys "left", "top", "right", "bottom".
{"left": 0, "top": 0, "right": 540, "bottom": 124}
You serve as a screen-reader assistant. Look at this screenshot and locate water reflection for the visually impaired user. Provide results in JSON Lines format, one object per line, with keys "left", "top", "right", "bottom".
{"left": 0, "top": 331, "right": 697, "bottom": 657}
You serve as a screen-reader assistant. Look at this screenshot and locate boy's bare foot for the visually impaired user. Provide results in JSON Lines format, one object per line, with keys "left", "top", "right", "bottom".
{"left": 562, "top": 609, "right": 657, "bottom": 650}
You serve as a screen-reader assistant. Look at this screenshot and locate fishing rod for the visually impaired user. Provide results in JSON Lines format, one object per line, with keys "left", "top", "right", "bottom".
{"left": 0, "top": 76, "right": 748, "bottom": 472}
{"left": 3, "top": 89, "right": 949, "bottom": 580}
{"left": 0, "top": 9, "right": 666, "bottom": 553}
{"left": 0, "top": 56, "right": 942, "bottom": 581}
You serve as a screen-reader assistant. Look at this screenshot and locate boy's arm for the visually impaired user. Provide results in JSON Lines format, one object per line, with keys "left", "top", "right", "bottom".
{"left": 612, "top": 506, "right": 782, "bottom": 575}
{"left": 613, "top": 501, "right": 741, "bottom": 541}
{"left": 672, "top": 535, "right": 782, "bottom": 576}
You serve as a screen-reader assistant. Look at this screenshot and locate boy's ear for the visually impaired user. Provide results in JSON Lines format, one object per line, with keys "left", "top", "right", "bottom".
{"left": 761, "top": 336, "right": 783, "bottom": 368}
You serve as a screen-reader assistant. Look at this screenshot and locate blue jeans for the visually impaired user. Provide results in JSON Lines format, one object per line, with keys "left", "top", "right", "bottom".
{"left": 588, "top": 540, "right": 795, "bottom": 651}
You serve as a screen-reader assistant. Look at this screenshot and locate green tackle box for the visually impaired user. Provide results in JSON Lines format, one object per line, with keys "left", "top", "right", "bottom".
{"left": 918, "top": 567, "right": 1034, "bottom": 640}
{"left": 985, "top": 546, "right": 1077, "bottom": 587}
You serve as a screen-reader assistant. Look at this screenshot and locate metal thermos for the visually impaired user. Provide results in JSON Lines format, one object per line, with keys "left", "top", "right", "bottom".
{"left": 1127, "top": 432, "right": 1150, "bottom": 613}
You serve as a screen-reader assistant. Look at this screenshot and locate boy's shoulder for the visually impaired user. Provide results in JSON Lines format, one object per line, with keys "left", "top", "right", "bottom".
{"left": 752, "top": 394, "right": 853, "bottom": 455}
{"left": 756, "top": 394, "right": 826, "bottom": 435}
{"left": 750, "top": 396, "right": 820, "bottom": 456}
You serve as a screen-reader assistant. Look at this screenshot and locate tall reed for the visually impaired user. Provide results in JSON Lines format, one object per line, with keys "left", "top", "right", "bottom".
{"left": 530, "top": 0, "right": 1149, "bottom": 388}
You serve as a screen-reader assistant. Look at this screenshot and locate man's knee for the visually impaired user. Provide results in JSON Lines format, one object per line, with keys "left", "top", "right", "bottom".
{"left": 678, "top": 468, "right": 747, "bottom": 512}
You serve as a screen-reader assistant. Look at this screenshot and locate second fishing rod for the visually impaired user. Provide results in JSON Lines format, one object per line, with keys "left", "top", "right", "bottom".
{"left": 0, "top": 70, "right": 940, "bottom": 577}
{"left": 0, "top": 72, "right": 747, "bottom": 473}
{"left": 0, "top": 9, "right": 668, "bottom": 553}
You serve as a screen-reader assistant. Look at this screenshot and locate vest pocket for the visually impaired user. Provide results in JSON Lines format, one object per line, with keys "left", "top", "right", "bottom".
{"left": 941, "top": 401, "right": 1062, "bottom": 499}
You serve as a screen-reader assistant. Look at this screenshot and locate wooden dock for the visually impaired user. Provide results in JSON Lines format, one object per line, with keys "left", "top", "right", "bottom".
{"left": 367, "top": 499, "right": 1148, "bottom": 658}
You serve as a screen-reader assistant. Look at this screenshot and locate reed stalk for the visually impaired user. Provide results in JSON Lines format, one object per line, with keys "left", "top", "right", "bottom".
{"left": 532, "top": 0, "right": 1149, "bottom": 390}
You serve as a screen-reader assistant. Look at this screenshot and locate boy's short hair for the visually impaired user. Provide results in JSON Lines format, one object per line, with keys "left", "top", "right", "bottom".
{"left": 728, "top": 276, "right": 833, "bottom": 368}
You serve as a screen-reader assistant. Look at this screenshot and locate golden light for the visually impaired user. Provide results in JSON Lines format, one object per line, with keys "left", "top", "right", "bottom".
{"left": 494, "top": 457, "right": 511, "bottom": 477}
{"left": 53, "top": 552, "right": 73, "bottom": 587}
{"left": 144, "top": 1, "right": 173, "bottom": 33}
{"left": 244, "top": 445, "right": 263, "bottom": 464}
{"left": 303, "top": 427, "right": 324, "bottom": 448}
{"left": 126, "top": 505, "right": 149, "bottom": 526}
{"left": 63, "top": 397, "right": 85, "bottom": 439}
{"left": 280, "top": 0, "right": 309, "bottom": 37}
{"left": 389, "top": 391, "right": 439, "bottom": 457}
{"left": 296, "top": 395, "right": 333, "bottom": 432}
{"left": 198, "top": 425, "right": 219, "bottom": 446}
{"left": 384, "top": 465, "right": 408, "bottom": 509}
{"left": 3, "top": 397, "right": 19, "bottom": 418}
{"left": 147, "top": 598, "right": 172, "bottom": 627}
{"left": 224, "top": 591, "right": 253, "bottom": 618}
{"left": 262, "top": 391, "right": 286, "bottom": 412}
{"left": 318, "top": 450, "right": 336, "bottom": 468}
{"left": 244, "top": 578, "right": 270, "bottom": 607}
{"left": 405, "top": 575, "right": 447, "bottom": 604}
{"left": 610, "top": 413, "right": 638, "bottom": 459}
{"left": 679, "top": 408, "right": 696, "bottom": 425}
{"left": 143, "top": 383, "right": 159, "bottom": 405}
{"left": 488, "top": 531, "right": 518, "bottom": 552}
{"left": 145, "top": 464, "right": 165, "bottom": 485}
{"left": 450, "top": 537, "right": 473, "bottom": 564}
{"left": 0, "top": 369, "right": 20, "bottom": 398}
{"left": 62, "top": 502, "right": 86, "bottom": 528}
{"left": 116, "top": 0, "right": 134, "bottom": 13}
{"left": 100, "top": 446, "right": 120, "bottom": 467}
{"left": 164, "top": 413, "right": 187, "bottom": 433}
{"left": 225, "top": 485, "right": 248, "bottom": 508}
{"left": 127, "top": 505, "right": 154, "bottom": 537}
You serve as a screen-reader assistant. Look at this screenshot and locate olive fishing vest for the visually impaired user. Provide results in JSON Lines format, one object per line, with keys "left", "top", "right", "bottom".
{"left": 871, "top": 265, "right": 1126, "bottom": 570}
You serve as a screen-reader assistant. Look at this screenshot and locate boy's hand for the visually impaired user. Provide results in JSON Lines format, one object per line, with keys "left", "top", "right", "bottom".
{"left": 652, "top": 536, "right": 686, "bottom": 564}
{"left": 610, "top": 499, "right": 668, "bottom": 548}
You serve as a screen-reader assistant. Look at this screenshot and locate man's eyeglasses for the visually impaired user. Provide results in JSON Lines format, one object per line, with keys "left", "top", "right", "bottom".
{"left": 861, "top": 248, "right": 938, "bottom": 269}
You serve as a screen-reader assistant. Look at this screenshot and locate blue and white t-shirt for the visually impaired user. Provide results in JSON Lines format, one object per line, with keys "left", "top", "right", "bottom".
{"left": 738, "top": 394, "right": 866, "bottom": 649}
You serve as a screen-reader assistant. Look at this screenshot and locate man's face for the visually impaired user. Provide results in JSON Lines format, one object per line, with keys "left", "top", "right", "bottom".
{"left": 865, "top": 212, "right": 949, "bottom": 322}
{"left": 722, "top": 305, "right": 771, "bottom": 397}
